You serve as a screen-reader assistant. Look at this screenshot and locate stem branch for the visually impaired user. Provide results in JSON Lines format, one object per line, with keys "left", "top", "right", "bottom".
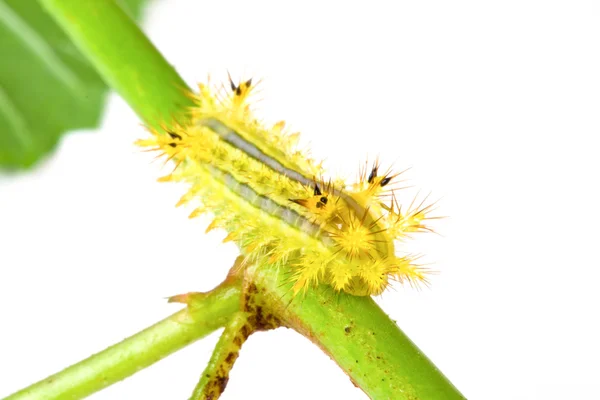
{"left": 5, "top": 284, "right": 241, "bottom": 400}
{"left": 190, "top": 312, "right": 250, "bottom": 400}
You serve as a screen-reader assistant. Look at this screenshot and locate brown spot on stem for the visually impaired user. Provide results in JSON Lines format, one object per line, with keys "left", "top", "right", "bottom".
{"left": 243, "top": 283, "right": 281, "bottom": 332}
{"left": 240, "top": 324, "right": 252, "bottom": 339}
{"left": 216, "top": 376, "right": 229, "bottom": 394}
{"left": 225, "top": 352, "right": 236, "bottom": 364}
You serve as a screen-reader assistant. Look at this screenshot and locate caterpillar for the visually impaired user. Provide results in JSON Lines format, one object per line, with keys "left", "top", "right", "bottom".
{"left": 137, "top": 75, "right": 435, "bottom": 296}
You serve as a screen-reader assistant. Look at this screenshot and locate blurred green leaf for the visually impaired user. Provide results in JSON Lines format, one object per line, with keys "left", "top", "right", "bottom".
{"left": 0, "top": 0, "right": 148, "bottom": 169}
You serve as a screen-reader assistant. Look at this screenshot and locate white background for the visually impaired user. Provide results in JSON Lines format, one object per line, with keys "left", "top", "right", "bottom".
{"left": 1, "top": 0, "right": 599, "bottom": 399}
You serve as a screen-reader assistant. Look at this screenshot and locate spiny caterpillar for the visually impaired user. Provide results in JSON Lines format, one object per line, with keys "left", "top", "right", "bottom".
{"left": 138, "top": 75, "right": 436, "bottom": 296}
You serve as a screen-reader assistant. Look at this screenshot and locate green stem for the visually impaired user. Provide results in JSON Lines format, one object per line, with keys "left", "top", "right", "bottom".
{"left": 250, "top": 265, "right": 465, "bottom": 400}
{"left": 190, "top": 312, "right": 250, "bottom": 400}
{"left": 4, "top": 284, "right": 241, "bottom": 400}
{"left": 38, "top": 0, "right": 195, "bottom": 130}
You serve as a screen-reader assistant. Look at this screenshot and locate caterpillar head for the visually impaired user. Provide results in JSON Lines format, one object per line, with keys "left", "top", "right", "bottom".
{"left": 291, "top": 163, "right": 433, "bottom": 296}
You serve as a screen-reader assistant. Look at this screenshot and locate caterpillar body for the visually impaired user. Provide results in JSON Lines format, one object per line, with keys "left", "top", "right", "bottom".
{"left": 138, "top": 76, "right": 434, "bottom": 296}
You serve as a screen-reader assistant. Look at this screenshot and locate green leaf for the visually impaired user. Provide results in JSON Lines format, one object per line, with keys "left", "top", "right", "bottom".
{"left": 0, "top": 0, "right": 147, "bottom": 169}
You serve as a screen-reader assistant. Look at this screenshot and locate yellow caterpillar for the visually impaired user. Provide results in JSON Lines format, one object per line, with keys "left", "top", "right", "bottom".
{"left": 137, "top": 75, "right": 434, "bottom": 296}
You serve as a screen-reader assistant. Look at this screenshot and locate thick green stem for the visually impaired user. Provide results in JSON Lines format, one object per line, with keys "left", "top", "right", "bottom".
{"left": 38, "top": 0, "right": 195, "bottom": 130}
{"left": 250, "top": 265, "right": 465, "bottom": 400}
{"left": 4, "top": 284, "right": 241, "bottom": 400}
